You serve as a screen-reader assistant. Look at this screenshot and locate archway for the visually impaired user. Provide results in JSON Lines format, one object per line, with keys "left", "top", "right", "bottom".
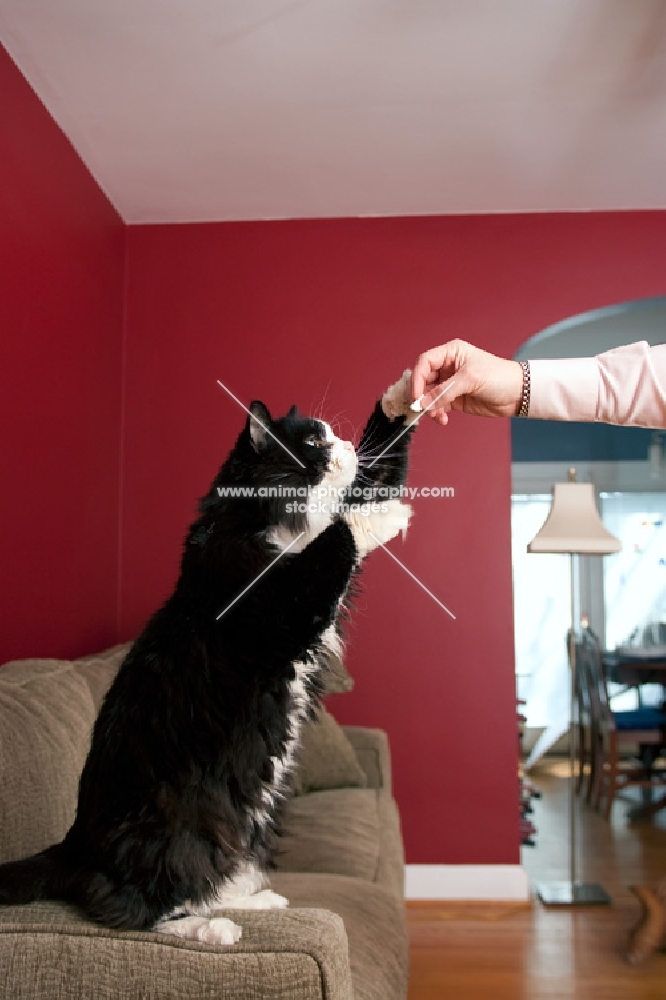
{"left": 510, "top": 297, "right": 666, "bottom": 761}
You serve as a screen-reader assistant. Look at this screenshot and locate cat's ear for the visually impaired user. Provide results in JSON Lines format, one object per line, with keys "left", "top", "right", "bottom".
{"left": 248, "top": 400, "right": 272, "bottom": 452}
{"left": 287, "top": 404, "right": 298, "bottom": 419}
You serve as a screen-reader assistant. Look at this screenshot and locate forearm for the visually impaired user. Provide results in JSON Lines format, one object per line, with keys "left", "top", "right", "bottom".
{"left": 529, "top": 341, "right": 666, "bottom": 428}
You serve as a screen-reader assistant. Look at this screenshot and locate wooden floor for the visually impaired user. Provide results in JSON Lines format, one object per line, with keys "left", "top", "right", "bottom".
{"left": 406, "top": 760, "right": 666, "bottom": 999}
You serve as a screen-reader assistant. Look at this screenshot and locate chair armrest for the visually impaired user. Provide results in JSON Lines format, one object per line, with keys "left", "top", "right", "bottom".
{"left": 342, "top": 726, "right": 392, "bottom": 794}
{"left": 0, "top": 903, "right": 353, "bottom": 1000}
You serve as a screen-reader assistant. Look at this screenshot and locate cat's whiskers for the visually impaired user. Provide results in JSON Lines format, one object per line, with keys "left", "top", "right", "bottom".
{"left": 354, "top": 425, "right": 384, "bottom": 454}
{"left": 357, "top": 450, "right": 401, "bottom": 467}
{"left": 331, "top": 414, "right": 356, "bottom": 443}
{"left": 313, "top": 380, "right": 332, "bottom": 424}
{"left": 357, "top": 434, "right": 404, "bottom": 456}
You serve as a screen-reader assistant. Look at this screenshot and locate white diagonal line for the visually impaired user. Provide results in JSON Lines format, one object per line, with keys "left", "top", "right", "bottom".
{"left": 367, "top": 380, "right": 456, "bottom": 469}
{"left": 216, "top": 532, "right": 306, "bottom": 620}
{"left": 368, "top": 532, "right": 456, "bottom": 620}
{"left": 216, "top": 379, "right": 306, "bottom": 469}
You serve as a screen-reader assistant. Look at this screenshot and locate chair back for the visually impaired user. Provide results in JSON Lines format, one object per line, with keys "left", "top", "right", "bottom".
{"left": 568, "top": 631, "right": 591, "bottom": 720}
{"left": 580, "top": 631, "right": 613, "bottom": 728}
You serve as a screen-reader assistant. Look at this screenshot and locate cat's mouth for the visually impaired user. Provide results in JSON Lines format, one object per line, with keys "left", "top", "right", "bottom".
{"left": 324, "top": 437, "right": 357, "bottom": 489}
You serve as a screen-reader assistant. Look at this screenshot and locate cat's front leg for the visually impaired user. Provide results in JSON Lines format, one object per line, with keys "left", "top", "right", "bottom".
{"left": 344, "top": 371, "right": 418, "bottom": 557}
{"left": 352, "top": 378, "right": 416, "bottom": 497}
{"left": 344, "top": 499, "right": 412, "bottom": 559}
{"left": 223, "top": 518, "right": 357, "bottom": 664}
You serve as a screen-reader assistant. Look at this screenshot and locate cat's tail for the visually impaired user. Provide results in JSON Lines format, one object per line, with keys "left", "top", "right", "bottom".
{"left": 0, "top": 843, "right": 73, "bottom": 906}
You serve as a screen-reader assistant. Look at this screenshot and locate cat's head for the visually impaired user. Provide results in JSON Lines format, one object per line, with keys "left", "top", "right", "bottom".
{"left": 243, "top": 401, "right": 357, "bottom": 493}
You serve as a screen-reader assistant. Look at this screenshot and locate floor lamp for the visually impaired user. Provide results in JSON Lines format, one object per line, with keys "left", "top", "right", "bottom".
{"left": 527, "top": 469, "right": 620, "bottom": 906}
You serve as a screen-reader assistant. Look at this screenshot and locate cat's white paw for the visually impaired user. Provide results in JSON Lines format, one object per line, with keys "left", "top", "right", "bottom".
{"left": 205, "top": 917, "right": 243, "bottom": 944}
{"left": 381, "top": 369, "right": 419, "bottom": 424}
{"left": 156, "top": 915, "right": 242, "bottom": 945}
{"left": 345, "top": 500, "right": 412, "bottom": 559}
{"left": 214, "top": 889, "right": 289, "bottom": 910}
{"left": 244, "top": 890, "right": 289, "bottom": 910}
{"left": 368, "top": 499, "right": 412, "bottom": 546}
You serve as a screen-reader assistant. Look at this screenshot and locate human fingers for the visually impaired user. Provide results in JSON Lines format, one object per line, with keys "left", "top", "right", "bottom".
{"left": 411, "top": 344, "right": 458, "bottom": 402}
{"left": 431, "top": 409, "right": 449, "bottom": 427}
{"left": 418, "top": 367, "right": 474, "bottom": 416}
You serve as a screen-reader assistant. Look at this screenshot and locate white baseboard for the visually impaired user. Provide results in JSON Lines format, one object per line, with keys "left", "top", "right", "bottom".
{"left": 405, "top": 864, "right": 530, "bottom": 901}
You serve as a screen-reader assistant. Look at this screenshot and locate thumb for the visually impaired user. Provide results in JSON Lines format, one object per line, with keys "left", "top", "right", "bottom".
{"left": 418, "top": 371, "right": 471, "bottom": 414}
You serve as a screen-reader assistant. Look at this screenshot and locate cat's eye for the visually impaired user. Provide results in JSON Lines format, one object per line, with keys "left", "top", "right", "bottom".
{"left": 305, "top": 435, "right": 324, "bottom": 448}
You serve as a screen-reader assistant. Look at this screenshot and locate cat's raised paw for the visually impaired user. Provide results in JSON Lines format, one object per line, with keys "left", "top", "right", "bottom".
{"left": 381, "top": 369, "right": 420, "bottom": 424}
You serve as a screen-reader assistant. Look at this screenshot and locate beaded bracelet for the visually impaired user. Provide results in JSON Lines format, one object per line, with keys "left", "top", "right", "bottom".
{"left": 518, "top": 360, "right": 531, "bottom": 417}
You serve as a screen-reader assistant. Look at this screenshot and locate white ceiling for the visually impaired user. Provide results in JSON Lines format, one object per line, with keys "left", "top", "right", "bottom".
{"left": 2, "top": 0, "right": 666, "bottom": 224}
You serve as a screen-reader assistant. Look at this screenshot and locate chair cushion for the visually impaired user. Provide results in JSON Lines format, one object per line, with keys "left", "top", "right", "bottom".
{"left": 73, "top": 642, "right": 132, "bottom": 711}
{"left": 293, "top": 706, "right": 367, "bottom": 795}
{"left": 0, "top": 659, "right": 96, "bottom": 862}
{"left": 613, "top": 707, "right": 666, "bottom": 731}
{"left": 277, "top": 788, "right": 380, "bottom": 883}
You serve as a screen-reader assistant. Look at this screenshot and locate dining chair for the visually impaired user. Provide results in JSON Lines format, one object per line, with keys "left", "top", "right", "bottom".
{"left": 581, "top": 632, "right": 666, "bottom": 820}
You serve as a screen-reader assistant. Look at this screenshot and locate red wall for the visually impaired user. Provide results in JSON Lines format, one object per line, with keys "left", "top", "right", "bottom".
{"left": 122, "top": 213, "right": 666, "bottom": 864}
{"left": 0, "top": 45, "right": 125, "bottom": 663}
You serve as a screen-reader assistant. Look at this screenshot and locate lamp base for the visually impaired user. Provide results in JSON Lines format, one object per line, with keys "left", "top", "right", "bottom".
{"left": 537, "top": 881, "right": 611, "bottom": 906}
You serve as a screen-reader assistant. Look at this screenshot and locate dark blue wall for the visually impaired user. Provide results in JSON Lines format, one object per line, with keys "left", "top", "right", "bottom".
{"left": 511, "top": 419, "right": 656, "bottom": 463}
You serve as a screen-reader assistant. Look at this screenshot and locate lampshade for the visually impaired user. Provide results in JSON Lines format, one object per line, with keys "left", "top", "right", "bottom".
{"left": 527, "top": 480, "right": 621, "bottom": 555}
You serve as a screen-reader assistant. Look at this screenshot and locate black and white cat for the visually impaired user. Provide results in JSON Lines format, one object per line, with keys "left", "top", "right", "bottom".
{"left": 0, "top": 374, "right": 416, "bottom": 945}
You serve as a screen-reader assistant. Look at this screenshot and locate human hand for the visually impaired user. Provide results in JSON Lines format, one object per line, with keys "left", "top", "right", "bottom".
{"left": 410, "top": 340, "right": 524, "bottom": 426}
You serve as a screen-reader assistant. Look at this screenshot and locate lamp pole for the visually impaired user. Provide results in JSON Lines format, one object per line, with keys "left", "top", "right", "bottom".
{"left": 529, "top": 470, "right": 618, "bottom": 906}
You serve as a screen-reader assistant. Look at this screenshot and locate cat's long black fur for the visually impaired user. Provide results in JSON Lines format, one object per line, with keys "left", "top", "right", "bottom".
{"left": 0, "top": 397, "right": 414, "bottom": 932}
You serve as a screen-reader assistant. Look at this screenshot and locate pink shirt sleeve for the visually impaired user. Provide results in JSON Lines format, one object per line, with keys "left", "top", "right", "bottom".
{"left": 528, "top": 341, "right": 666, "bottom": 428}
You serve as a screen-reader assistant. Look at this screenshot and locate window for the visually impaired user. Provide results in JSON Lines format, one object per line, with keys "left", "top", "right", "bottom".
{"left": 601, "top": 492, "right": 666, "bottom": 650}
{"left": 512, "top": 489, "right": 666, "bottom": 729}
{"left": 512, "top": 495, "right": 571, "bottom": 728}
